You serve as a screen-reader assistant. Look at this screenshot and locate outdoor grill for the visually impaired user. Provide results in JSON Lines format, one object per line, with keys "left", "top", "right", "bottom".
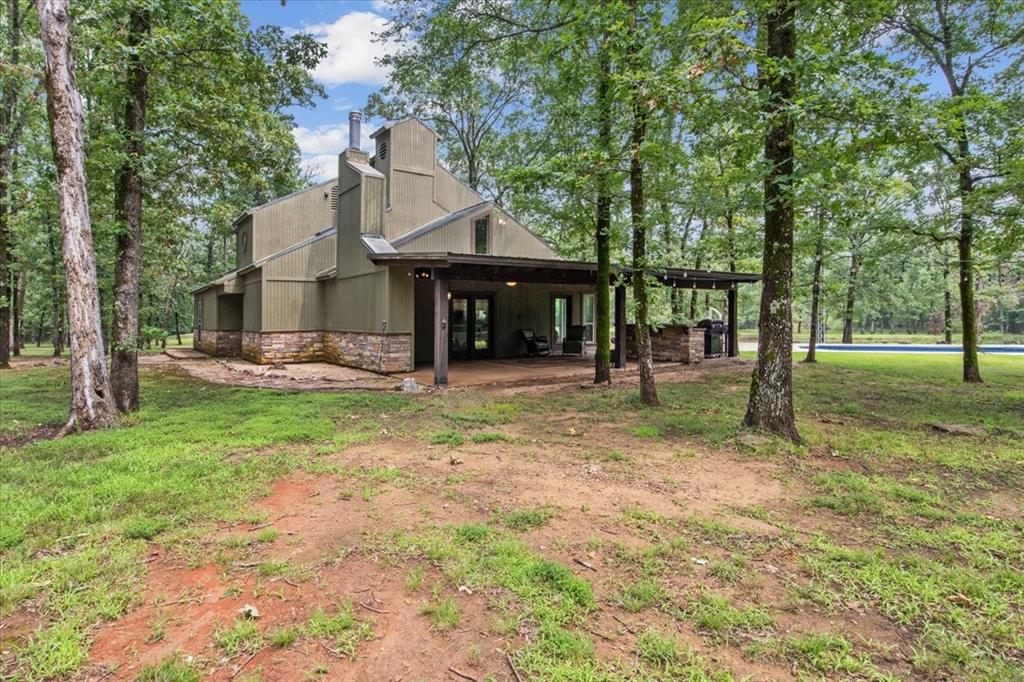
{"left": 697, "top": 319, "right": 726, "bottom": 358}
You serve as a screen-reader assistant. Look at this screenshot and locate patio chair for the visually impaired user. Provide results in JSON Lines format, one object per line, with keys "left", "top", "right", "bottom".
{"left": 520, "top": 329, "right": 551, "bottom": 356}
{"left": 563, "top": 325, "right": 586, "bottom": 355}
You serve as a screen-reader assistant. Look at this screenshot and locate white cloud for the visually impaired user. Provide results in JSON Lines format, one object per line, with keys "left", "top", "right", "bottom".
{"left": 293, "top": 120, "right": 377, "bottom": 179}
{"left": 304, "top": 11, "right": 393, "bottom": 86}
{"left": 301, "top": 154, "right": 339, "bottom": 180}
{"left": 292, "top": 121, "right": 374, "bottom": 156}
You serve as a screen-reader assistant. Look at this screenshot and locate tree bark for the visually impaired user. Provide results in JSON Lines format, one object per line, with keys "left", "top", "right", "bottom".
{"left": 13, "top": 266, "right": 24, "bottom": 354}
{"left": 689, "top": 220, "right": 707, "bottom": 320}
{"left": 841, "top": 243, "right": 858, "bottom": 344}
{"left": 0, "top": 0, "right": 23, "bottom": 369}
{"left": 594, "top": 51, "right": 612, "bottom": 385}
{"left": 671, "top": 214, "right": 693, "bottom": 321}
{"left": 743, "top": 0, "right": 800, "bottom": 442}
{"left": 625, "top": 1, "right": 657, "bottom": 406}
{"left": 46, "top": 205, "right": 64, "bottom": 355}
{"left": 956, "top": 134, "right": 982, "bottom": 382}
{"left": 803, "top": 215, "right": 824, "bottom": 363}
{"left": 942, "top": 249, "right": 953, "bottom": 344}
{"left": 111, "top": 5, "right": 150, "bottom": 413}
{"left": 36, "top": 0, "right": 117, "bottom": 430}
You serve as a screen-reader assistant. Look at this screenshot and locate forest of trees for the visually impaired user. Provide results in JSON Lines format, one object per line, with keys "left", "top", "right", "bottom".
{"left": 1, "top": 0, "right": 1021, "bottom": 436}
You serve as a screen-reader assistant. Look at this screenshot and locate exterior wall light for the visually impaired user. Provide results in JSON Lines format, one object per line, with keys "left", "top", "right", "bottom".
{"left": 506, "top": 281, "right": 517, "bottom": 287}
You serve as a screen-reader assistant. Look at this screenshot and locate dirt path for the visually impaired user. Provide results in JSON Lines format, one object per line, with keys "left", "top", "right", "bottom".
{"left": 80, "top": 414, "right": 851, "bottom": 681}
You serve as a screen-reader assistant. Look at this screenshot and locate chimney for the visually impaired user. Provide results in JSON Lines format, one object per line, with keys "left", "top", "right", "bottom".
{"left": 348, "top": 111, "right": 362, "bottom": 150}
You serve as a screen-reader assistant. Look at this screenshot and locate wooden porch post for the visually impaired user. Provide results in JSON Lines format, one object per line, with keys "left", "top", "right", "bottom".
{"left": 614, "top": 284, "right": 626, "bottom": 369}
{"left": 433, "top": 275, "right": 449, "bottom": 386}
{"left": 727, "top": 286, "right": 739, "bottom": 358}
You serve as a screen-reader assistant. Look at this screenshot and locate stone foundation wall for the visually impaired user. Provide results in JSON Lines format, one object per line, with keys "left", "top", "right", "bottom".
{"left": 626, "top": 324, "right": 703, "bottom": 364}
{"left": 194, "top": 329, "right": 241, "bottom": 357}
{"left": 237, "top": 330, "right": 412, "bottom": 372}
{"left": 241, "top": 331, "right": 322, "bottom": 364}
{"left": 323, "top": 331, "right": 412, "bottom": 373}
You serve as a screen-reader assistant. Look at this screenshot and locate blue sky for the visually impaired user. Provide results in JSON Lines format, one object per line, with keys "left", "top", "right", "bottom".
{"left": 241, "top": 0, "right": 397, "bottom": 179}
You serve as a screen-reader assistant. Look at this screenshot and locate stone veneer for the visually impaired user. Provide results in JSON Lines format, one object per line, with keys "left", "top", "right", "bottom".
{"left": 237, "top": 330, "right": 412, "bottom": 373}
{"left": 194, "top": 329, "right": 242, "bottom": 357}
{"left": 625, "top": 324, "right": 703, "bottom": 364}
{"left": 323, "top": 331, "right": 412, "bottom": 374}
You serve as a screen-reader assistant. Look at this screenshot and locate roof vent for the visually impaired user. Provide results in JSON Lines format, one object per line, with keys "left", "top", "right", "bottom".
{"left": 377, "top": 140, "right": 388, "bottom": 160}
{"left": 329, "top": 184, "right": 338, "bottom": 210}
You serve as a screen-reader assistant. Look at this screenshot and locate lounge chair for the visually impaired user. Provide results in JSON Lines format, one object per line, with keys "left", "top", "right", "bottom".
{"left": 563, "top": 325, "right": 586, "bottom": 355}
{"left": 520, "top": 329, "right": 551, "bottom": 356}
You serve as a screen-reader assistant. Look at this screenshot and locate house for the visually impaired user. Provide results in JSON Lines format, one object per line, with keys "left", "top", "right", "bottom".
{"left": 193, "top": 113, "right": 758, "bottom": 384}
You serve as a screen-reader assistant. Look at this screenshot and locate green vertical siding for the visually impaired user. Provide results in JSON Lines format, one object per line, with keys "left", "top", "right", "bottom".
{"left": 251, "top": 180, "right": 335, "bottom": 261}
{"left": 243, "top": 279, "right": 262, "bottom": 331}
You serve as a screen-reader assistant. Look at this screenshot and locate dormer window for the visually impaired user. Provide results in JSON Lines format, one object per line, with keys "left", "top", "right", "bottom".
{"left": 474, "top": 216, "right": 489, "bottom": 255}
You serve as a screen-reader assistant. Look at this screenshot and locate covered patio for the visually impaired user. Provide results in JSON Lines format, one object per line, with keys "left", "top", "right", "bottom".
{"left": 371, "top": 252, "right": 760, "bottom": 386}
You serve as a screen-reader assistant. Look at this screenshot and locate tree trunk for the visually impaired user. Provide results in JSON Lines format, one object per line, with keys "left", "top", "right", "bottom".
{"left": 0, "top": 0, "right": 23, "bottom": 369}
{"left": 46, "top": 206, "right": 64, "bottom": 355}
{"left": 111, "top": 5, "right": 150, "bottom": 413}
{"left": 744, "top": 0, "right": 800, "bottom": 442}
{"left": 841, "top": 245, "right": 858, "bottom": 344}
{"left": 671, "top": 214, "right": 693, "bottom": 321}
{"left": 804, "top": 219, "right": 824, "bottom": 363}
{"left": 956, "top": 136, "right": 982, "bottom": 381}
{"left": 689, "top": 220, "right": 707, "bottom": 320}
{"left": 942, "top": 249, "right": 953, "bottom": 344}
{"left": 594, "top": 51, "right": 613, "bottom": 385}
{"left": 36, "top": 0, "right": 117, "bottom": 430}
{"left": 626, "top": 3, "right": 657, "bottom": 407}
{"left": 13, "top": 266, "right": 24, "bottom": 354}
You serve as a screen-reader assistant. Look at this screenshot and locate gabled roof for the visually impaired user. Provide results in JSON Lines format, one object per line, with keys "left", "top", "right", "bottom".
{"left": 369, "top": 116, "right": 440, "bottom": 140}
{"left": 193, "top": 226, "right": 336, "bottom": 293}
{"left": 391, "top": 200, "right": 492, "bottom": 248}
{"left": 231, "top": 178, "right": 337, "bottom": 228}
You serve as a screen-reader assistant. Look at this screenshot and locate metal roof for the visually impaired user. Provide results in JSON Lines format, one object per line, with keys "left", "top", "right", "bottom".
{"left": 230, "top": 178, "right": 337, "bottom": 228}
{"left": 391, "top": 200, "right": 492, "bottom": 248}
{"left": 366, "top": 253, "right": 760, "bottom": 289}
{"left": 193, "top": 226, "right": 336, "bottom": 293}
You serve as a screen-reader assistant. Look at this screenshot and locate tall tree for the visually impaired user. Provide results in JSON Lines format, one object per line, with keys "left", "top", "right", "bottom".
{"left": 623, "top": 0, "right": 658, "bottom": 405}
{"left": 884, "top": 0, "right": 1023, "bottom": 382}
{"left": 594, "top": 47, "right": 614, "bottom": 384}
{"left": 1, "top": 0, "right": 29, "bottom": 368}
{"left": 803, "top": 206, "right": 826, "bottom": 362}
{"left": 35, "top": 0, "right": 117, "bottom": 430}
{"left": 110, "top": 3, "right": 150, "bottom": 413}
{"left": 743, "top": 0, "right": 800, "bottom": 442}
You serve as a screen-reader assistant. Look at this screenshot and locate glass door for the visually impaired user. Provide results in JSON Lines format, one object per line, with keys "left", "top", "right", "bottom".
{"left": 582, "top": 293, "right": 595, "bottom": 342}
{"left": 552, "top": 295, "right": 571, "bottom": 345}
{"left": 450, "top": 298, "right": 469, "bottom": 358}
{"left": 449, "top": 295, "right": 494, "bottom": 360}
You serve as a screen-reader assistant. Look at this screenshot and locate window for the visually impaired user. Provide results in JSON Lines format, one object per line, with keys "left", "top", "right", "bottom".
{"left": 474, "top": 216, "right": 489, "bottom": 255}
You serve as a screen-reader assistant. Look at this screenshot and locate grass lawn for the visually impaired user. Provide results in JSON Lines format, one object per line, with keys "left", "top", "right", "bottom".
{"left": 736, "top": 329, "right": 1024, "bottom": 345}
{"left": 10, "top": 334, "right": 193, "bottom": 359}
{"left": 1, "top": 353, "right": 1021, "bottom": 680}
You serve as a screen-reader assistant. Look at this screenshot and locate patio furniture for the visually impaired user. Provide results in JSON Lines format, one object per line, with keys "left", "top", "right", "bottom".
{"left": 520, "top": 329, "right": 551, "bottom": 356}
{"left": 563, "top": 325, "right": 586, "bottom": 355}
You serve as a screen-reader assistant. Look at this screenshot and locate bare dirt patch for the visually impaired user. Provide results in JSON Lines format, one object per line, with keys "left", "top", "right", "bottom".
{"left": 169, "top": 358, "right": 403, "bottom": 392}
